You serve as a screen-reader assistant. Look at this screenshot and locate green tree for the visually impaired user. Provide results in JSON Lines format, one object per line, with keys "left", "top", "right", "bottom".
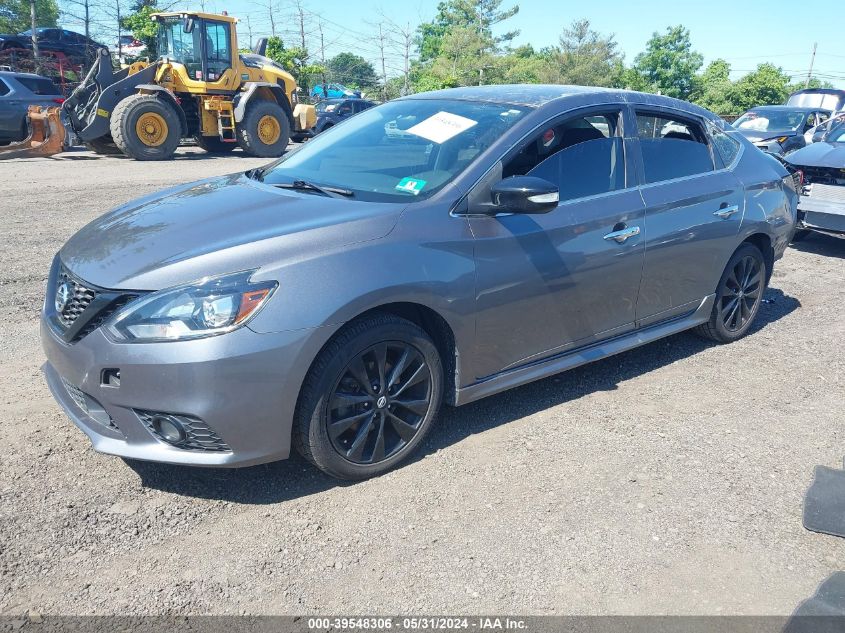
{"left": 544, "top": 19, "right": 624, "bottom": 87}
{"left": 417, "top": 0, "right": 518, "bottom": 62}
{"left": 693, "top": 58, "right": 733, "bottom": 114}
{"left": 121, "top": 3, "right": 158, "bottom": 54}
{"left": 633, "top": 25, "right": 703, "bottom": 99}
{"left": 0, "top": 0, "right": 59, "bottom": 33}
{"left": 265, "top": 36, "right": 323, "bottom": 93}
{"left": 724, "top": 63, "right": 792, "bottom": 112}
{"left": 326, "top": 51, "right": 378, "bottom": 89}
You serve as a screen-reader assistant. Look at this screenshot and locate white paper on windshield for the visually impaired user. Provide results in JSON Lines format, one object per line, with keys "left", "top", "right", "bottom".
{"left": 407, "top": 111, "right": 478, "bottom": 144}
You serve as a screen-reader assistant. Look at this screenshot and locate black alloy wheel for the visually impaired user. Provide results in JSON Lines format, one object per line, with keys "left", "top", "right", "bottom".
{"left": 718, "top": 253, "right": 763, "bottom": 332}
{"left": 293, "top": 314, "right": 443, "bottom": 480}
{"left": 328, "top": 341, "right": 433, "bottom": 464}
{"left": 696, "top": 243, "right": 767, "bottom": 343}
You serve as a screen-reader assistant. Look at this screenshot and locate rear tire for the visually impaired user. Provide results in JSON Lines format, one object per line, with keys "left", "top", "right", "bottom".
{"left": 236, "top": 100, "right": 290, "bottom": 158}
{"left": 695, "top": 243, "right": 766, "bottom": 344}
{"left": 293, "top": 314, "right": 443, "bottom": 480}
{"left": 195, "top": 135, "right": 237, "bottom": 154}
{"left": 84, "top": 135, "right": 122, "bottom": 155}
{"left": 111, "top": 94, "right": 181, "bottom": 161}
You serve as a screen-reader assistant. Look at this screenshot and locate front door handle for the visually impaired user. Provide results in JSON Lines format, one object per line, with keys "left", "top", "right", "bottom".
{"left": 603, "top": 226, "right": 640, "bottom": 243}
{"left": 713, "top": 204, "right": 739, "bottom": 219}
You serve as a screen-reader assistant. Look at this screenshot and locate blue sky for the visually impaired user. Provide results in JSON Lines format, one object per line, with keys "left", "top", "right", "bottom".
{"left": 71, "top": 0, "right": 845, "bottom": 88}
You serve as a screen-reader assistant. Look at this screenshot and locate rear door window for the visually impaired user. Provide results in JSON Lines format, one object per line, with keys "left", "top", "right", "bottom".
{"left": 503, "top": 111, "right": 626, "bottom": 202}
{"left": 636, "top": 113, "right": 714, "bottom": 183}
{"left": 16, "top": 77, "right": 60, "bottom": 95}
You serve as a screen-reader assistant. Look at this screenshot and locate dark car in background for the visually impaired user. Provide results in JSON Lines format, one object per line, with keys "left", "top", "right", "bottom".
{"left": 41, "top": 85, "right": 797, "bottom": 479}
{"left": 733, "top": 106, "right": 831, "bottom": 154}
{"left": 786, "top": 119, "right": 845, "bottom": 238}
{"left": 313, "top": 98, "right": 377, "bottom": 134}
{"left": 0, "top": 28, "right": 104, "bottom": 62}
{"left": 0, "top": 70, "right": 64, "bottom": 144}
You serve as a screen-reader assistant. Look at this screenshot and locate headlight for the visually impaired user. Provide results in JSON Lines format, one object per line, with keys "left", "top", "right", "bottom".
{"left": 106, "top": 271, "right": 276, "bottom": 343}
{"left": 761, "top": 136, "right": 789, "bottom": 144}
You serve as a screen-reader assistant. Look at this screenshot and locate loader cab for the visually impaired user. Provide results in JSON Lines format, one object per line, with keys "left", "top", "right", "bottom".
{"left": 153, "top": 13, "right": 235, "bottom": 87}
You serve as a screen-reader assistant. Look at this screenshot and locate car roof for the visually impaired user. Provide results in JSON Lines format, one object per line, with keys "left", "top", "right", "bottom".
{"left": 399, "top": 84, "right": 720, "bottom": 120}
{"left": 744, "top": 105, "right": 824, "bottom": 112}
{"left": 0, "top": 70, "right": 50, "bottom": 80}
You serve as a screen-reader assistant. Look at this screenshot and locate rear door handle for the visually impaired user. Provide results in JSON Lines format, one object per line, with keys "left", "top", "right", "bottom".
{"left": 603, "top": 226, "right": 640, "bottom": 243}
{"left": 713, "top": 204, "right": 739, "bottom": 219}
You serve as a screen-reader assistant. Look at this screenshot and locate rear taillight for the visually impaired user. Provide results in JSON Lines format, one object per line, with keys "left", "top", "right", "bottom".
{"left": 52, "top": 97, "right": 65, "bottom": 104}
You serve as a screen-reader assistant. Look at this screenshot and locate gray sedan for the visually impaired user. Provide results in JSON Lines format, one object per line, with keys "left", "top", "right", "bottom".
{"left": 41, "top": 85, "right": 798, "bottom": 479}
{"left": 0, "top": 71, "right": 64, "bottom": 144}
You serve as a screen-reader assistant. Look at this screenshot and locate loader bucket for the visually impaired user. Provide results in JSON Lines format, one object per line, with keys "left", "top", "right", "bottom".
{"left": 0, "top": 106, "right": 65, "bottom": 160}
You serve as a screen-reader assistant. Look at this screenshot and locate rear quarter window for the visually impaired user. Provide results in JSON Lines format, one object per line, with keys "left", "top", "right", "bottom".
{"left": 0, "top": 79, "right": 9, "bottom": 96}
{"left": 15, "top": 77, "right": 60, "bottom": 95}
{"left": 710, "top": 128, "right": 741, "bottom": 167}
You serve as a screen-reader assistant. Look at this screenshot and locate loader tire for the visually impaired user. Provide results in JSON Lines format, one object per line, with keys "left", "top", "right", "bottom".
{"left": 111, "top": 94, "right": 181, "bottom": 161}
{"left": 237, "top": 100, "right": 290, "bottom": 158}
{"left": 84, "top": 136, "right": 122, "bottom": 155}
{"left": 195, "top": 135, "right": 237, "bottom": 154}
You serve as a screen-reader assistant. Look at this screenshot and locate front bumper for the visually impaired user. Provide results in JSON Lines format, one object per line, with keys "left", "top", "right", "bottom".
{"left": 798, "top": 195, "right": 845, "bottom": 235}
{"left": 41, "top": 315, "right": 332, "bottom": 467}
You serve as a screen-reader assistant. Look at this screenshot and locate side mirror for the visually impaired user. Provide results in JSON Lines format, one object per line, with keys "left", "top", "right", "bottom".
{"left": 490, "top": 176, "right": 559, "bottom": 214}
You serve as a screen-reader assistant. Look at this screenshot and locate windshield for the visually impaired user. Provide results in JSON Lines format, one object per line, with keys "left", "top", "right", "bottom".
{"left": 734, "top": 109, "right": 807, "bottom": 132}
{"left": 316, "top": 100, "right": 342, "bottom": 113}
{"left": 156, "top": 16, "right": 200, "bottom": 68}
{"left": 259, "top": 99, "right": 530, "bottom": 202}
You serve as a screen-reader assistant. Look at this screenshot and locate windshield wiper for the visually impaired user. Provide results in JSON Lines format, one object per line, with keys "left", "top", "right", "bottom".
{"left": 272, "top": 180, "right": 354, "bottom": 198}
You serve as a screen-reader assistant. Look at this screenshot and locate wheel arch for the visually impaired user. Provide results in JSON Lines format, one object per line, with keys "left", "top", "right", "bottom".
{"left": 234, "top": 82, "right": 293, "bottom": 125}
{"left": 300, "top": 302, "right": 460, "bottom": 408}
{"left": 741, "top": 232, "right": 774, "bottom": 284}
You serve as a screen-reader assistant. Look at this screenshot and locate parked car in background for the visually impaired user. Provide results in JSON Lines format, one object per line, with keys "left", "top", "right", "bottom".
{"left": 788, "top": 88, "right": 845, "bottom": 113}
{"left": 41, "top": 86, "right": 797, "bottom": 479}
{"left": 310, "top": 82, "right": 361, "bottom": 100}
{"left": 785, "top": 118, "right": 845, "bottom": 239}
{"left": 733, "top": 106, "right": 831, "bottom": 154}
{"left": 313, "top": 98, "right": 376, "bottom": 134}
{"left": 111, "top": 35, "right": 146, "bottom": 58}
{"left": 804, "top": 110, "right": 845, "bottom": 145}
{"left": 12, "top": 28, "right": 104, "bottom": 62}
{"left": 0, "top": 70, "right": 64, "bottom": 144}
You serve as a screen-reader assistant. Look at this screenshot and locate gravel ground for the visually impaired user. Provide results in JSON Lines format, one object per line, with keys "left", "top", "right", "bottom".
{"left": 0, "top": 146, "right": 844, "bottom": 617}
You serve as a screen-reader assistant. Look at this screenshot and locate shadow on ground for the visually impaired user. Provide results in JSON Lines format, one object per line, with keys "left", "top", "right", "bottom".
{"left": 790, "top": 232, "right": 845, "bottom": 260}
{"left": 127, "top": 286, "right": 800, "bottom": 503}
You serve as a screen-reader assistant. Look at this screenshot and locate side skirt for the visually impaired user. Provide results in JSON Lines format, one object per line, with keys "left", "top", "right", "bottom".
{"left": 454, "top": 294, "right": 715, "bottom": 406}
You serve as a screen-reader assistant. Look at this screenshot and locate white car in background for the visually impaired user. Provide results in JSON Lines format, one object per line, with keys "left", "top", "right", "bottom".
{"left": 111, "top": 35, "right": 146, "bottom": 59}
{"left": 804, "top": 111, "right": 845, "bottom": 144}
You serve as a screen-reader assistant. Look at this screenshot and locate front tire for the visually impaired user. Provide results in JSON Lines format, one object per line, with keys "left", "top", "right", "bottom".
{"left": 237, "top": 100, "right": 290, "bottom": 158}
{"left": 110, "top": 94, "right": 181, "bottom": 161}
{"left": 695, "top": 243, "right": 766, "bottom": 343}
{"left": 293, "top": 314, "right": 443, "bottom": 480}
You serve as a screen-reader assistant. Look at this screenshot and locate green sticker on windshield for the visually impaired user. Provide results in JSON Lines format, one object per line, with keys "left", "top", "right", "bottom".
{"left": 395, "top": 177, "right": 427, "bottom": 196}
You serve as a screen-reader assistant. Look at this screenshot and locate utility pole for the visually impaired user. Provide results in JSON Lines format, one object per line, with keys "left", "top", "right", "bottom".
{"left": 245, "top": 15, "right": 253, "bottom": 49}
{"left": 377, "top": 23, "right": 387, "bottom": 101}
{"left": 319, "top": 20, "right": 327, "bottom": 100}
{"left": 805, "top": 42, "right": 817, "bottom": 89}
{"left": 402, "top": 23, "right": 411, "bottom": 96}
{"left": 29, "top": 0, "right": 39, "bottom": 59}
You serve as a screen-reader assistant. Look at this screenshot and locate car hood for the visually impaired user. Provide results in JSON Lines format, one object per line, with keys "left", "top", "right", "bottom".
{"left": 60, "top": 173, "right": 405, "bottom": 290}
{"left": 785, "top": 141, "right": 845, "bottom": 168}
{"left": 734, "top": 128, "right": 797, "bottom": 141}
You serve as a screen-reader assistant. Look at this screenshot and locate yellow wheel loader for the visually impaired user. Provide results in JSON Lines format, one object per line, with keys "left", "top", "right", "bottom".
{"left": 63, "top": 12, "right": 316, "bottom": 160}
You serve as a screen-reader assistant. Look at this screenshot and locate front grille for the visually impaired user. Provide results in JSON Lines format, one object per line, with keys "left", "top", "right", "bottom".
{"left": 136, "top": 410, "right": 232, "bottom": 452}
{"left": 802, "top": 166, "right": 845, "bottom": 186}
{"left": 56, "top": 269, "right": 96, "bottom": 328}
{"left": 49, "top": 263, "right": 143, "bottom": 343}
{"left": 60, "top": 377, "right": 121, "bottom": 432}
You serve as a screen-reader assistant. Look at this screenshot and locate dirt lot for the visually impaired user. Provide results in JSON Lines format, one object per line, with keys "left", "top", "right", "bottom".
{"left": 0, "top": 146, "right": 844, "bottom": 617}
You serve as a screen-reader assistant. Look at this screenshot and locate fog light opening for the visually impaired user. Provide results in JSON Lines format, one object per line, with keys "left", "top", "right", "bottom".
{"left": 151, "top": 415, "right": 186, "bottom": 445}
